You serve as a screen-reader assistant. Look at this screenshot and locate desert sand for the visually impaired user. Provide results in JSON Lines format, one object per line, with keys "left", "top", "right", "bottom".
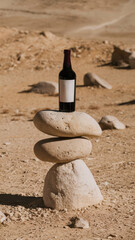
{"left": 0, "top": 0, "right": 135, "bottom": 239}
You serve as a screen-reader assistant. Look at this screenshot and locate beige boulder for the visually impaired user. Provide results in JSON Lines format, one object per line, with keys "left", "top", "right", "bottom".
{"left": 43, "top": 159, "right": 103, "bottom": 210}
{"left": 111, "top": 45, "right": 131, "bottom": 66}
{"left": 84, "top": 72, "right": 112, "bottom": 89}
{"left": 33, "top": 111, "right": 102, "bottom": 137}
{"left": 99, "top": 115, "right": 125, "bottom": 130}
{"left": 34, "top": 137, "right": 92, "bottom": 163}
{"left": 25, "top": 81, "right": 58, "bottom": 95}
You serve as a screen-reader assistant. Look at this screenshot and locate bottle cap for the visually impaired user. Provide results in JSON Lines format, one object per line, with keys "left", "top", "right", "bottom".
{"left": 64, "top": 49, "right": 70, "bottom": 54}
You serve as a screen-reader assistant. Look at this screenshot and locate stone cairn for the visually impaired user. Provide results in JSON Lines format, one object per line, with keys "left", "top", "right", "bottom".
{"left": 33, "top": 110, "right": 103, "bottom": 210}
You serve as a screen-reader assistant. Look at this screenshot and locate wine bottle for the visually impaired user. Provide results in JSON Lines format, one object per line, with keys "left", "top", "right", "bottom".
{"left": 59, "top": 49, "right": 76, "bottom": 112}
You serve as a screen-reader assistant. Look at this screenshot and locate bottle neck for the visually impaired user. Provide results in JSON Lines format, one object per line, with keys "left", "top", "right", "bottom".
{"left": 63, "top": 50, "right": 72, "bottom": 69}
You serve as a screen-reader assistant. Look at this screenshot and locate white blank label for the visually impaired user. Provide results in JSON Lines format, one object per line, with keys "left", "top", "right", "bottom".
{"left": 59, "top": 79, "right": 75, "bottom": 102}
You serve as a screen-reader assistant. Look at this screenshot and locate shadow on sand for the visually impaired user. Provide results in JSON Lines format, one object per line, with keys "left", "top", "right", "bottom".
{"left": 118, "top": 99, "right": 135, "bottom": 106}
{"left": 0, "top": 193, "right": 44, "bottom": 209}
{"left": 97, "top": 61, "right": 131, "bottom": 70}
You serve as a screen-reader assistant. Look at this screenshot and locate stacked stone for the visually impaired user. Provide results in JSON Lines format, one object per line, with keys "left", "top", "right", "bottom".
{"left": 33, "top": 110, "right": 103, "bottom": 210}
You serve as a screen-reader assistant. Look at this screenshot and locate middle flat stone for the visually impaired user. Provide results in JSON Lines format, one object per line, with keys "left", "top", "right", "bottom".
{"left": 34, "top": 137, "right": 92, "bottom": 163}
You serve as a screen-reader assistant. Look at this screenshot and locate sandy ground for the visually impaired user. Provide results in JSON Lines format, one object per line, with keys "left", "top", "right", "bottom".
{"left": 0, "top": 1, "right": 135, "bottom": 240}
{"left": 0, "top": 0, "right": 135, "bottom": 42}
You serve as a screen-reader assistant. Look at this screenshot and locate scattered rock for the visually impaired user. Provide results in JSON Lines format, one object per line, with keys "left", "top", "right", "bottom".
{"left": 71, "top": 52, "right": 76, "bottom": 58}
{"left": 3, "top": 142, "right": 11, "bottom": 146}
{"left": 33, "top": 110, "right": 102, "bottom": 137}
{"left": 19, "top": 30, "right": 29, "bottom": 34}
{"left": 40, "top": 31, "right": 57, "bottom": 40}
{"left": 69, "top": 216, "right": 89, "bottom": 229}
{"left": 111, "top": 46, "right": 131, "bottom": 66}
{"left": 84, "top": 72, "right": 112, "bottom": 89}
{"left": 107, "top": 234, "right": 116, "bottom": 239}
{"left": 39, "top": 31, "right": 46, "bottom": 36}
{"left": 71, "top": 45, "right": 89, "bottom": 58}
{"left": 34, "top": 137, "right": 92, "bottom": 163}
{"left": 43, "top": 159, "right": 103, "bottom": 210}
{"left": 0, "top": 211, "right": 6, "bottom": 223}
{"left": 103, "top": 40, "right": 109, "bottom": 44}
{"left": 103, "top": 181, "right": 109, "bottom": 186}
{"left": 21, "top": 82, "right": 58, "bottom": 95}
{"left": 16, "top": 53, "right": 25, "bottom": 61}
{"left": 34, "top": 65, "right": 44, "bottom": 71}
{"left": 129, "top": 51, "right": 135, "bottom": 69}
{"left": 99, "top": 115, "right": 125, "bottom": 130}
{"left": 32, "top": 157, "right": 39, "bottom": 161}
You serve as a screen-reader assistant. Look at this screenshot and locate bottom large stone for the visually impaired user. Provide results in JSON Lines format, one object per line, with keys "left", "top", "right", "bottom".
{"left": 43, "top": 159, "right": 103, "bottom": 210}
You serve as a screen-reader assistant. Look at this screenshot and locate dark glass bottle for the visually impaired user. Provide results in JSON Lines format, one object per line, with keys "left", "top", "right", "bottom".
{"left": 59, "top": 49, "right": 76, "bottom": 112}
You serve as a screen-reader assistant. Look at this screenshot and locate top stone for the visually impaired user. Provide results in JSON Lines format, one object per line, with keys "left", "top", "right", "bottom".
{"left": 33, "top": 110, "right": 102, "bottom": 137}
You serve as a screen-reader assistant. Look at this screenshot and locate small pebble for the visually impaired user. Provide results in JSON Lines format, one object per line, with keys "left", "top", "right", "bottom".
{"left": 107, "top": 234, "right": 116, "bottom": 239}
{"left": 0, "top": 211, "right": 6, "bottom": 223}
{"left": 103, "top": 40, "right": 109, "bottom": 44}
{"left": 103, "top": 181, "right": 109, "bottom": 186}
{"left": 69, "top": 216, "right": 89, "bottom": 229}
{"left": 32, "top": 158, "right": 39, "bottom": 161}
{"left": 3, "top": 142, "right": 11, "bottom": 146}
